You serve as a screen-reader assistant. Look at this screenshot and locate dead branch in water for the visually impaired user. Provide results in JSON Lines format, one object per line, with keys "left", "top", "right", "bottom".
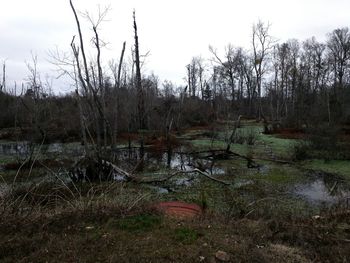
{"left": 140, "top": 168, "right": 231, "bottom": 185}
{"left": 104, "top": 160, "right": 230, "bottom": 185}
{"left": 71, "top": 157, "right": 231, "bottom": 186}
{"left": 101, "top": 160, "right": 137, "bottom": 181}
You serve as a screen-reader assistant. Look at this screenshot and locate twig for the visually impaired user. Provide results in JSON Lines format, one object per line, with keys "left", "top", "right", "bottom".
{"left": 129, "top": 154, "right": 145, "bottom": 174}
{"left": 330, "top": 181, "right": 338, "bottom": 195}
{"left": 39, "top": 161, "right": 78, "bottom": 200}
{"left": 26, "top": 136, "right": 46, "bottom": 181}
{"left": 126, "top": 193, "right": 150, "bottom": 212}
{"left": 101, "top": 160, "right": 137, "bottom": 181}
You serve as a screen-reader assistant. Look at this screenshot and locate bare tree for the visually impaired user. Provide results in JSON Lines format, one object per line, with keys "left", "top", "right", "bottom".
{"left": 0, "top": 60, "right": 6, "bottom": 92}
{"left": 132, "top": 10, "right": 147, "bottom": 167}
{"left": 69, "top": 0, "right": 113, "bottom": 156}
{"left": 117, "top": 41, "right": 126, "bottom": 89}
{"left": 133, "top": 10, "right": 145, "bottom": 131}
{"left": 326, "top": 27, "right": 350, "bottom": 90}
{"left": 209, "top": 45, "right": 238, "bottom": 102}
{"left": 24, "top": 53, "right": 47, "bottom": 140}
{"left": 252, "top": 20, "right": 274, "bottom": 120}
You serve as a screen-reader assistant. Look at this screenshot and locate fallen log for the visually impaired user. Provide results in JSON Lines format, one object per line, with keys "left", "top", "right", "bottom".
{"left": 101, "top": 160, "right": 138, "bottom": 182}
{"left": 103, "top": 160, "right": 231, "bottom": 185}
{"left": 70, "top": 156, "right": 231, "bottom": 185}
{"left": 140, "top": 168, "right": 230, "bottom": 185}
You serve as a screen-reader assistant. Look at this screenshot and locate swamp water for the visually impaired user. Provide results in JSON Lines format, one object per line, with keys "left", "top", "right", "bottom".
{"left": 1, "top": 141, "right": 350, "bottom": 206}
{"left": 294, "top": 178, "right": 350, "bottom": 204}
{"left": 0, "top": 141, "right": 84, "bottom": 159}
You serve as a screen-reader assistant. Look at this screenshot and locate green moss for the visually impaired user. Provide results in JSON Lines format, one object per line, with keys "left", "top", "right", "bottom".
{"left": 190, "top": 139, "right": 226, "bottom": 150}
{"left": 237, "top": 125, "right": 262, "bottom": 134}
{"left": 250, "top": 166, "right": 305, "bottom": 185}
{"left": 0, "top": 155, "right": 16, "bottom": 164}
{"left": 264, "top": 169, "right": 294, "bottom": 184}
{"left": 258, "top": 134, "right": 296, "bottom": 157}
{"left": 190, "top": 138, "right": 254, "bottom": 157}
{"left": 173, "top": 227, "right": 199, "bottom": 244}
{"left": 112, "top": 214, "right": 162, "bottom": 233}
{"left": 304, "top": 159, "right": 350, "bottom": 180}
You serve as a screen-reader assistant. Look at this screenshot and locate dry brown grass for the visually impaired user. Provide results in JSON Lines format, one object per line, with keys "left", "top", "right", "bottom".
{"left": 1, "top": 186, "right": 349, "bottom": 263}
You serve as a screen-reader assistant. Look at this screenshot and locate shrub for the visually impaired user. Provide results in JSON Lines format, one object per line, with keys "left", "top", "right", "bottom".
{"left": 245, "top": 128, "right": 258, "bottom": 145}
{"left": 293, "top": 125, "right": 347, "bottom": 161}
{"left": 233, "top": 128, "right": 258, "bottom": 145}
{"left": 306, "top": 125, "right": 340, "bottom": 161}
{"left": 293, "top": 141, "right": 310, "bottom": 161}
{"left": 307, "top": 125, "right": 339, "bottom": 152}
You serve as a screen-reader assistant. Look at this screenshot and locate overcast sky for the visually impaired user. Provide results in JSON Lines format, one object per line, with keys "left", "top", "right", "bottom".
{"left": 1, "top": 0, "right": 350, "bottom": 94}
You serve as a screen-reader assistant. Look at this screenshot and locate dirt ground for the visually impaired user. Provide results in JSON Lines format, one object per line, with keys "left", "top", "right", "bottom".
{"left": 1, "top": 203, "right": 349, "bottom": 263}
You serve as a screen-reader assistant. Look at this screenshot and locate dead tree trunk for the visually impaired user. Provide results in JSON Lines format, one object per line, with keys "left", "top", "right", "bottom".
{"left": 111, "top": 41, "right": 126, "bottom": 151}
{"left": 1, "top": 62, "right": 5, "bottom": 92}
{"left": 69, "top": 0, "right": 90, "bottom": 90}
{"left": 73, "top": 61, "right": 88, "bottom": 153}
{"left": 133, "top": 10, "right": 145, "bottom": 130}
{"left": 117, "top": 41, "right": 126, "bottom": 89}
{"left": 133, "top": 10, "right": 145, "bottom": 168}
{"left": 92, "top": 25, "right": 108, "bottom": 149}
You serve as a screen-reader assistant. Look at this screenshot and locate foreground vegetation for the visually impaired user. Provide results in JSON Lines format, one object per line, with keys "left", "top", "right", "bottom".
{"left": 1, "top": 200, "right": 348, "bottom": 263}
{"left": 1, "top": 121, "right": 349, "bottom": 262}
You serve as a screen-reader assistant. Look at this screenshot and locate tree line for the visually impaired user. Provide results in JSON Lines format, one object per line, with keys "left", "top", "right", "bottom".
{"left": 1, "top": 3, "right": 350, "bottom": 149}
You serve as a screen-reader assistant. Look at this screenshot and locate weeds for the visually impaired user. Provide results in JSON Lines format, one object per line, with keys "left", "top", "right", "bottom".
{"left": 293, "top": 141, "right": 310, "bottom": 160}
{"left": 234, "top": 128, "right": 258, "bottom": 145}
{"left": 173, "top": 227, "right": 199, "bottom": 244}
{"left": 114, "top": 214, "right": 162, "bottom": 232}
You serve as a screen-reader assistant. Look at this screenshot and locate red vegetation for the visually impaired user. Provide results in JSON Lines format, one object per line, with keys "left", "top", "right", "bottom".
{"left": 274, "top": 128, "right": 307, "bottom": 140}
{"left": 117, "top": 132, "right": 139, "bottom": 142}
{"left": 146, "top": 135, "right": 182, "bottom": 152}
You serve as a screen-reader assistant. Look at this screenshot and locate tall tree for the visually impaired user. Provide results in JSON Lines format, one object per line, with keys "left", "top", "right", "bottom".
{"left": 252, "top": 20, "right": 274, "bottom": 119}
{"left": 133, "top": 10, "right": 145, "bottom": 130}
{"left": 209, "top": 44, "right": 238, "bottom": 102}
{"left": 326, "top": 27, "right": 350, "bottom": 90}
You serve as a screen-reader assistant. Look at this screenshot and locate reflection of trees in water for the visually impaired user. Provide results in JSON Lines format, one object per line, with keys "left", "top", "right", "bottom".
{"left": 112, "top": 147, "right": 220, "bottom": 175}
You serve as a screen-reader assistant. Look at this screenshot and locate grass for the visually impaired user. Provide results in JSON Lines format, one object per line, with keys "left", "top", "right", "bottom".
{"left": 303, "top": 159, "right": 350, "bottom": 180}
{"left": 190, "top": 138, "right": 226, "bottom": 150}
{"left": 173, "top": 227, "right": 200, "bottom": 244}
{"left": 250, "top": 166, "right": 306, "bottom": 185}
{"left": 0, "top": 169, "right": 349, "bottom": 262}
{"left": 188, "top": 123, "right": 297, "bottom": 160}
{"left": 0, "top": 155, "right": 16, "bottom": 164}
{"left": 112, "top": 214, "right": 162, "bottom": 232}
{"left": 0, "top": 201, "right": 348, "bottom": 262}
{"left": 258, "top": 133, "right": 296, "bottom": 158}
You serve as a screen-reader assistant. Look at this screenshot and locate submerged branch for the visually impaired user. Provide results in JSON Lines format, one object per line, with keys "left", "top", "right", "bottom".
{"left": 139, "top": 168, "right": 231, "bottom": 185}
{"left": 71, "top": 156, "right": 231, "bottom": 186}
